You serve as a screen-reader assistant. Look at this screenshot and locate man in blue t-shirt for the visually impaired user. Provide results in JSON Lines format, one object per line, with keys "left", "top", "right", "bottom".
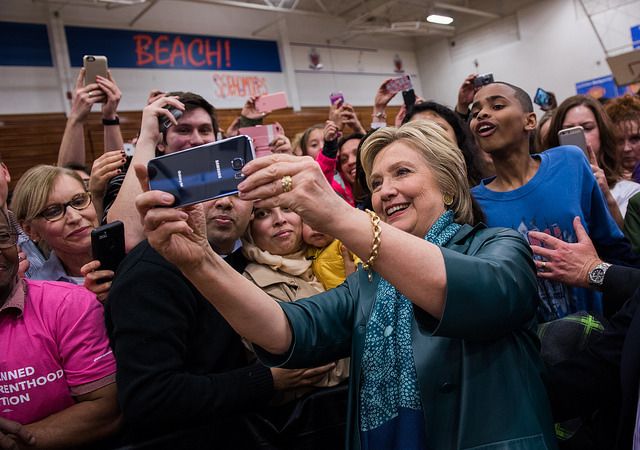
{"left": 469, "top": 82, "right": 625, "bottom": 322}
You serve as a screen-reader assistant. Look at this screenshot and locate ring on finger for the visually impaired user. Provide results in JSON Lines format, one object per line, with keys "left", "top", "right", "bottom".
{"left": 281, "top": 175, "right": 293, "bottom": 193}
{"left": 88, "top": 91, "right": 95, "bottom": 98}
{"left": 541, "top": 261, "right": 547, "bottom": 270}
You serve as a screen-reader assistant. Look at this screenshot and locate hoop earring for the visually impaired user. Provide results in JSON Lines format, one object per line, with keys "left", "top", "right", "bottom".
{"left": 443, "top": 193, "right": 454, "bottom": 207}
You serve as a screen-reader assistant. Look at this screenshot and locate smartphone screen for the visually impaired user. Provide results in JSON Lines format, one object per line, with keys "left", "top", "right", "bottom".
{"left": 91, "top": 221, "right": 125, "bottom": 273}
{"left": 147, "top": 135, "right": 256, "bottom": 207}
{"left": 558, "top": 126, "right": 588, "bottom": 156}
{"left": 83, "top": 55, "right": 108, "bottom": 84}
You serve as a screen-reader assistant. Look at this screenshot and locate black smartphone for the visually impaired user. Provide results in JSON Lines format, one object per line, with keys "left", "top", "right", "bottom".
{"left": 147, "top": 135, "right": 256, "bottom": 208}
{"left": 533, "top": 88, "right": 556, "bottom": 111}
{"left": 91, "top": 221, "right": 126, "bottom": 273}
{"left": 473, "top": 73, "right": 494, "bottom": 88}
{"left": 159, "top": 107, "right": 183, "bottom": 132}
{"left": 402, "top": 89, "right": 416, "bottom": 109}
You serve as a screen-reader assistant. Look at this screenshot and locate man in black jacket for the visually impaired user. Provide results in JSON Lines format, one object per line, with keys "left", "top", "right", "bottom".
{"left": 106, "top": 193, "right": 335, "bottom": 448}
{"left": 529, "top": 216, "right": 640, "bottom": 449}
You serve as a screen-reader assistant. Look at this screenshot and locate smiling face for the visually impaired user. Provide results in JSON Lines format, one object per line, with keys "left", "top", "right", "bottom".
{"left": 370, "top": 142, "right": 446, "bottom": 238}
{"left": 562, "top": 105, "right": 601, "bottom": 156}
{"left": 0, "top": 210, "right": 18, "bottom": 306}
{"left": 250, "top": 207, "right": 304, "bottom": 256}
{"left": 338, "top": 138, "right": 359, "bottom": 186}
{"left": 470, "top": 83, "right": 536, "bottom": 155}
{"left": 163, "top": 107, "right": 216, "bottom": 154}
{"left": 24, "top": 174, "right": 98, "bottom": 259}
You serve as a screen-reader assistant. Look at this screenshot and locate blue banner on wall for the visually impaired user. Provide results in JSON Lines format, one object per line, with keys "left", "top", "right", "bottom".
{"left": 65, "top": 26, "right": 281, "bottom": 72}
{"left": 576, "top": 74, "right": 638, "bottom": 98}
{"left": 0, "top": 22, "right": 53, "bottom": 67}
{"left": 632, "top": 24, "right": 640, "bottom": 49}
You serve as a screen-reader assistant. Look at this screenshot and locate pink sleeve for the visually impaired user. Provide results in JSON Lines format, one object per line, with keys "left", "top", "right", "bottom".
{"left": 316, "top": 151, "right": 337, "bottom": 184}
{"left": 54, "top": 287, "right": 116, "bottom": 389}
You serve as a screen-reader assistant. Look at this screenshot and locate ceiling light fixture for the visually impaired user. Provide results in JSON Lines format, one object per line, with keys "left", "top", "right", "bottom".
{"left": 426, "top": 14, "right": 454, "bottom": 25}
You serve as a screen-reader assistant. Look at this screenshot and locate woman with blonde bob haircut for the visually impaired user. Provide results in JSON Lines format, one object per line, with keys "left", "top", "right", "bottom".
{"left": 135, "top": 120, "right": 557, "bottom": 449}
{"left": 359, "top": 120, "right": 474, "bottom": 225}
{"left": 11, "top": 165, "right": 99, "bottom": 283}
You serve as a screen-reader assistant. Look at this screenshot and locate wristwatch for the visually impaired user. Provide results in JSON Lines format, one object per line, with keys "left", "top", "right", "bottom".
{"left": 588, "top": 262, "right": 611, "bottom": 289}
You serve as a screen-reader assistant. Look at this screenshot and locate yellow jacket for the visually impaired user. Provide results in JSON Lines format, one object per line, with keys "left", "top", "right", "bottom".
{"left": 307, "top": 239, "right": 360, "bottom": 291}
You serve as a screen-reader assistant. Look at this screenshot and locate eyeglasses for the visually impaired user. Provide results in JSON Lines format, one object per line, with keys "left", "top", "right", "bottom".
{"left": 37, "top": 192, "right": 92, "bottom": 222}
{"left": 0, "top": 230, "right": 18, "bottom": 249}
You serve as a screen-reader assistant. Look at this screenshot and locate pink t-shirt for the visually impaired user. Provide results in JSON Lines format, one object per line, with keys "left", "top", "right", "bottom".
{"left": 0, "top": 279, "right": 116, "bottom": 424}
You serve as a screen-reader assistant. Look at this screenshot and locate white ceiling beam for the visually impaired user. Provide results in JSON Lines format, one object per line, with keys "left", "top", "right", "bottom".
{"left": 433, "top": 2, "right": 500, "bottom": 19}
{"left": 347, "top": 0, "right": 398, "bottom": 26}
{"left": 314, "top": 0, "right": 329, "bottom": 13}
{"left": 181, "top": 0, "right": 334, "bottom": 17}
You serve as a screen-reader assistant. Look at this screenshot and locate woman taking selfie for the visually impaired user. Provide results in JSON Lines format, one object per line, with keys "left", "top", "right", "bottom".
{"left": 11, "top": 165, "right": 100, "bottom": 284}
{"left": 136, "top": 121, "right": 556, "bottom": 449}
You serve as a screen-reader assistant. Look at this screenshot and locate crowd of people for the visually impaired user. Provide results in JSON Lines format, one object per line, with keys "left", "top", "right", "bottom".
{"left": 1, "top": 67, "right": 640, "bottom": 450}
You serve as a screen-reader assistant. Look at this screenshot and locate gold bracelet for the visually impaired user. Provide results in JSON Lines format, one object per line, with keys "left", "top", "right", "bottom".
{"left": 362, "top": 209, "right": 382, "bottom": 282}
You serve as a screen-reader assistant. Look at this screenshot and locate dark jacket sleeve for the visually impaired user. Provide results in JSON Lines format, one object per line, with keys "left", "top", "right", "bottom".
{"left": 107, "top": 246, "right": 273, "bottom": 431}
{"left": 603, "top": 264, "right": 640, "bottom": 315}
{"left": 544, "top": 284, "right": 640, "bottom": 422}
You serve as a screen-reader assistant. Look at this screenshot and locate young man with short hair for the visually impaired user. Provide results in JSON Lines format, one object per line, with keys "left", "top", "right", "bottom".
{"left": 470, "top": 82, "right": 627, "bottom": 321}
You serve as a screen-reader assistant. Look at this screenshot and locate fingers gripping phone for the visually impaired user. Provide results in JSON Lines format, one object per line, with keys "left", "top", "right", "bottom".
{"left": 147, "top": 135, "right": 256, "bottom": 207}
{"left": 239, "top": 124, "right": 284, "bottom": 158}
{"left": 255, "top": 92, "right": 289, "bottom": 113}
{"left": 83, "top": 55, "right": 108, "bottom": 84}
{"left": 558, "top": 126, "right": 588, "bottom": 156}
{"left": 91, "top": 221, "right": 126, "bottom": 273}
{"left": 534, "top": 88, "right": 556, "bottom": 112}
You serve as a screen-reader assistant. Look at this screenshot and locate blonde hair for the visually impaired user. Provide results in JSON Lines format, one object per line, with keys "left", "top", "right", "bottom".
{"left": 360, "top": 120, "right": 474, "bottom": 224}
{"left": 11, "top": 165, "right": 85, "bottom": 223}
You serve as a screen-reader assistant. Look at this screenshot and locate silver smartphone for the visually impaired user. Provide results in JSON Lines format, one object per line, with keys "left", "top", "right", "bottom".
{"left": 558, "top": 126, "right": 588, "bottom": 156}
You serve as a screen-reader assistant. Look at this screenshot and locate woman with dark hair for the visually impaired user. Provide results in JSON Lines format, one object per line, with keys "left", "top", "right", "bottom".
{"left": 402, "top": 102, "right": 490, "bottom": 225}
{"left": 545, "top": 95, "right": 640, "bottom": 224}
{"left": 299, "top": 124, "right": 325, "bottom": 160}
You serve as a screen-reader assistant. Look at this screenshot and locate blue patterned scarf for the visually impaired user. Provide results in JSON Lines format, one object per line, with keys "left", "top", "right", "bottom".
{"left": 359, "top": 210, "right": 461, "bottom": 434}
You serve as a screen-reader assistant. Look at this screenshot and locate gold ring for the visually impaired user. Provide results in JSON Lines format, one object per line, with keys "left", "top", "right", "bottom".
{"left": 541, "top": 261, "right": 546, "bottom": 270}
{"left": 281, "top": 175, "right": 293, "bottom": 193}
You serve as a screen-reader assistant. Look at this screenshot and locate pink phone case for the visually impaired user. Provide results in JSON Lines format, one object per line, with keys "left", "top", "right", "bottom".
{"left": 239, "top": 124, "right": 284, "bottom": 158}
{"left": 386, "top": 76, "right": 412, "bottom": 95}
{"left": 255, "top": 92, "right": 289, "bottom": 113}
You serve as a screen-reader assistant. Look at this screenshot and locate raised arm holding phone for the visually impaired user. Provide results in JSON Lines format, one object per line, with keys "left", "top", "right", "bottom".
{"left": 135, "top": 120, "right": 556, "bottom": 449}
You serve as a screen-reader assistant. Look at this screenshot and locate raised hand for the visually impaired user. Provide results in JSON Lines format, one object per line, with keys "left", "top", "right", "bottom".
{"left": 134, "top": 164, "right": 211, "bottom": 271}
{"left": 456, "top": 73, "right": 477, "bottom": 115}
{"left": 69, "top": 68, "right": 104, "bottom": 122}
{"left": 323, "top": 120, "right": 339, "bottom": 142}
{"left": 241, "top": 95, "right": 267, "bottom": 120}
{"left": 97, "top": 71, "right": 122, "bottom": 119}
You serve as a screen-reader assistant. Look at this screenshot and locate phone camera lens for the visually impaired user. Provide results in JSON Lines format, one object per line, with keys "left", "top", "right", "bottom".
{"left": 231, "top": 158, "right": 244, "bottom": 170}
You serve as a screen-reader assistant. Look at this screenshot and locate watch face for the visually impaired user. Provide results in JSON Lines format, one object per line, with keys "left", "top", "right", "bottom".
{"left": 590, "top": 267, "right": 605, "bottom": 285}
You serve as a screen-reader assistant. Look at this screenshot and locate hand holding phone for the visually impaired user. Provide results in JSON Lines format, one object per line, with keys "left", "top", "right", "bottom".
{"left": 402, "top": 89, "right": 416, "bottom": 109}
{"left": 91, "top": 221, "right": 126, "bottom": 273}
{"left": 147, "top": 135, "right": 256, "bottom": 207}
{"left": 385, "top": 75, "right": 412, "bottom": 95}
{"left": 473, "top": 73, "right": 494, "bottom": 88}
{"left": 255, "top": 92, "right": 289, "bottom": 113}
{"left": 558, "top": 126, "right": 588, "bottom": 156}
{"left": 534, "top": 88, "right": 557, "bottom": 112}
{"left": 239, "top": 124, "right": 284, "bottom": 158}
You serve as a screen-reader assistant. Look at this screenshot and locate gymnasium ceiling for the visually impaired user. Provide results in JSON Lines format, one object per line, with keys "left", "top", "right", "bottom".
{"left": 20, "top": 0, "right": 540, "bottom": 43}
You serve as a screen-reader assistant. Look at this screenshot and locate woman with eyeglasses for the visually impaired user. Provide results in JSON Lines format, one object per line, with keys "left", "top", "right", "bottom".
{"left": 11, "top": 165, "right": 99, "bottom": 284}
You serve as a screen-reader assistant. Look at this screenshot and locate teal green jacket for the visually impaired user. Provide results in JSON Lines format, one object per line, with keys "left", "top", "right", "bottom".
{"left": 257, "top": 224, "right": 557, "bottom": 449}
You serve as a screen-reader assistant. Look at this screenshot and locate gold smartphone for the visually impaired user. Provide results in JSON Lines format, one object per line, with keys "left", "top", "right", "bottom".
{"left": 83, "top": 55, "right": 108, "bottom": 85}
